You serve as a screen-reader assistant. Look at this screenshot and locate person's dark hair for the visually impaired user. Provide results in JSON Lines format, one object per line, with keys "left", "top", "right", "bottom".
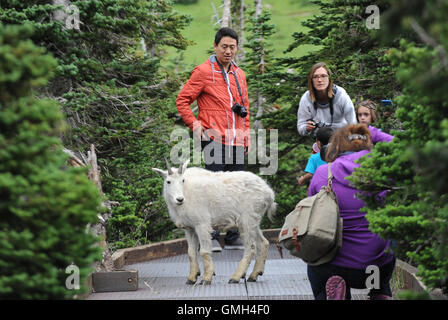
{"left": 320, "top": 143, "right": 330, "bottom": 162}
{"left": 214, "top": 27, "right": 239, "bottom": 46}
{"left": 325, "top": 124, "right": 373, "bottom": 162}
{"left": 316, "top": 127, "right": 334, "bottom": 146}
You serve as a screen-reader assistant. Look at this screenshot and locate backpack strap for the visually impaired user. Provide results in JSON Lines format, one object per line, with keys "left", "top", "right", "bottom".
{"left": 326, "top": 162, "right": 334, "bottom": 192}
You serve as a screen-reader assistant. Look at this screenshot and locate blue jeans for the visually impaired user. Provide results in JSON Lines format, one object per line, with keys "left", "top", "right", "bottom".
{"left": 307, "top": 258, "right": 396, "bottom": 300}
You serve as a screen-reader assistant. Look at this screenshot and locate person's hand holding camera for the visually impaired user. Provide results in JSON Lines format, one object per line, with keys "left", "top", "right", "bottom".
{"left": 306, "top": 120, "right": 316, "bottom": 132}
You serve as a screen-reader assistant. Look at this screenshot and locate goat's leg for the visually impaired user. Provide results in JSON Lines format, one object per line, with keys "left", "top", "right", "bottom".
{"left": 248, "top": 228, "right": 269, "bottom": 282}
{"left": 229, "top": 229, "right": 255, "bottom": 284}
{"left": 195, "top": 225, "right": 215, "bottom": 285}
{"left": 184, "top": 229, "right": 200, "bottom": 285}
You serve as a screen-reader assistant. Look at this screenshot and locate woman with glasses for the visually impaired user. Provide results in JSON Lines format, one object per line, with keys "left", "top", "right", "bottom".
{"left": 297, "top": 62, "right": 357, "bottom": 136}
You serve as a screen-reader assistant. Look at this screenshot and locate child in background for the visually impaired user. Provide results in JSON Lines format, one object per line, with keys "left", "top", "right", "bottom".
{"left": 356, "top": 100, "right": 393, "bottom": 144}
{"left": 298, "top": 127, "right": 334, "bottom": 186}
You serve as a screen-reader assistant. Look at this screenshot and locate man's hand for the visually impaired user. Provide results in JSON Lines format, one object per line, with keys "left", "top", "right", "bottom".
{"left": 193, "top": 123, "right": 204, "bottom": 142}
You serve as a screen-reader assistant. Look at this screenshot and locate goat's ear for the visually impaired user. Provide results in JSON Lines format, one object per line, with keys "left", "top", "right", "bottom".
{"left": 180, "top": 159, "right": 190, "bottom": 174}
{"left": 152, "top": 168, "right": 167, "bottom": 179}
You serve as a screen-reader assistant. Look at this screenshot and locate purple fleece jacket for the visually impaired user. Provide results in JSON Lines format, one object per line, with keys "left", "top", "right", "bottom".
{"left": 369, "top": 125, "right": 393, "bottom": 144}
{"left": 308, "top": 150, "right": 395, "bottom": 269}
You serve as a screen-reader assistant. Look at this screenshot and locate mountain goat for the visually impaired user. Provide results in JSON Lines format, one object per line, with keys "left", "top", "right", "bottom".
{"left": 152, "top": 159, "right": 276, "bottom": 285}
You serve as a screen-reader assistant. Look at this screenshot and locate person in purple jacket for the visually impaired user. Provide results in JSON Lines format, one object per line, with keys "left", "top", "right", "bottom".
{"left": 356, "top": 100, "right": 393, "bottom": 144}
{"left": 307, "top": 124, "right": 396, "bottom": 300}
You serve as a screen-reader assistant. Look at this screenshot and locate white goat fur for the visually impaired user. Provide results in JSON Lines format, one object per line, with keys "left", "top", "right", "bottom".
{"left": 153, "top": 160, "right": 276, "bottom": 285}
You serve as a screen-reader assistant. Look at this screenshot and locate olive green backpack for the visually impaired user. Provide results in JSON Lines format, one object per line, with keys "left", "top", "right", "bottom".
{"left": 278, "top": 163, "right": 343, "bottom": 266}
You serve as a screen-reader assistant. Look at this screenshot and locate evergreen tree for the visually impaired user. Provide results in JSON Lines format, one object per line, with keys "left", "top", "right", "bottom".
{"left": 244, "top": 5, "right": 275, "bottom": 130}
{"left": 243, "top": 4, "right": 294, "bottom": 227}
{"left": 349, "top": 0, "right": 448, "bottom": 293}
{"left": 0, "top": 1, "right": 193, "bottom": 248}
{"left": 0, "top": 23, "right": 102, "bottom": 299}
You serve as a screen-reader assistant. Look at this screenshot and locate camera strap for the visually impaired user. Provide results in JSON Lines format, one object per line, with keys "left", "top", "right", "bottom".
{"left": 215, "top": 58, "right": 248, "bottom": 148}
{"left": 216, "top": 59, "right": 245, "bottom": 106}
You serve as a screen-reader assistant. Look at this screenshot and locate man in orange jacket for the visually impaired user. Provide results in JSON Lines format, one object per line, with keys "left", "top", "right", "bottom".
{"left": 176, "top": 27, "right": 250, "bottom": 251}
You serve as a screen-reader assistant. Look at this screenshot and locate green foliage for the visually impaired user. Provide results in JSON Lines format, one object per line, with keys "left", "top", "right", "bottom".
{"left": 348, "top": 0, "right": 448, "bottom": 293}
{"left": 241, "top": 6, "right": 307, "bottom": 223}
{"left": 0, "top": 23, "right": 102, "bottom": 299}
{"left": 0, "top": 0, "right": 192, "bottom": 249}
{"left": 2, "top": 0, "right": 447, "bottom": 297}
{"left": 398, "top": 290, "right": 431, "bottom": 300}
{"left": 174, "top": 0, "right": 198, "bottom": 4}
{"left": 243, "top": 8, "right": 275, "bottom": 103}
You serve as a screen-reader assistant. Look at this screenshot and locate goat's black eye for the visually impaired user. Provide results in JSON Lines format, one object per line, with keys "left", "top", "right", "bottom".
{"left": 182, "top": 179, "right": 185, "bottom": 183}
{"left": 167, "top": 181, "right": 171, "bottom": 184}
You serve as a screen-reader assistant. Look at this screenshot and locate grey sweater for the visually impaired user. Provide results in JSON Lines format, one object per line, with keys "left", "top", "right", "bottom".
{"left": 297, "top": 85, "right": 357, "bottom": 136}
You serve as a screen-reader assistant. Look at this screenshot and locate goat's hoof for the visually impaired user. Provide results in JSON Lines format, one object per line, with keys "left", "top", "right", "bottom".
{"left": 247, "top": 277, "right": 257, "bottom": 282}
{"left": 228, "top": 279, "right": 240, "bottom": 284}
{"left": 186, "top": 279, "right": 196, "bottom": 285}
{"left": 200, "top": 280, "right": 212, "bottom": 285}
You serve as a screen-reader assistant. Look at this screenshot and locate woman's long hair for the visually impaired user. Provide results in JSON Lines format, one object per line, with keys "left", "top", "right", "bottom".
{"left": 325, "top": 124, "right": 373, "bottom": 162}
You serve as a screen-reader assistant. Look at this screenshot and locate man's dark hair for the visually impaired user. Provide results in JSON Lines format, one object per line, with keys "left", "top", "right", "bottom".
{"left": 316, "top": 127, "right": 334, "bottom": 146}
{"left": 214, "top": 27, "right": 239, "bottom": 45}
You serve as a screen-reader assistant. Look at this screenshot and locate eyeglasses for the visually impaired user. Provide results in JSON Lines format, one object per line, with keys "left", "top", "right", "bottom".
{"left": 312, "top": 74, "right": 329, "bottom": 80}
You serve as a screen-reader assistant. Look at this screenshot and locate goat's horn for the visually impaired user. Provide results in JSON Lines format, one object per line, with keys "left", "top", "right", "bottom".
{"left": 164, "top": 157, "right": 173, "bottom": 175}
{"left": 178, "top": 161, "right": 184, "bottom": 175}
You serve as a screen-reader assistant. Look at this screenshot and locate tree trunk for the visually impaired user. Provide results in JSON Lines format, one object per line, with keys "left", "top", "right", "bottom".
{"left": 255, "top": 0, "right": 262, "bottom": 15}
{"left": 63, "top": 144, "right": 118, "bottom": 272}
{"left": 253, "top": 0, "right": 265, "bottom": 132}
{"left": 222, "top": 0, "right": 232, "bottom": 27}
{"left": 52, "top": 0, "right": 70, "bottom": 22}
{"left": 233, "top": 0, "right": 246, "bottom": 64}
{"left": 52, "top": 0, "right": 80, "bottom": 31}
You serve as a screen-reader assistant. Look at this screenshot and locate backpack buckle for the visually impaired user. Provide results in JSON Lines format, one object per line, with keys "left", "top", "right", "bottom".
{"left": 292, "top": 227, "right": 300, "bottom": 251}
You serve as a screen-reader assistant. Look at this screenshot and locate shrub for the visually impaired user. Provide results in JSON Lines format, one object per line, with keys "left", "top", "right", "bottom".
{"left": 0, "top": 23, "right": 102, "bottom": 299}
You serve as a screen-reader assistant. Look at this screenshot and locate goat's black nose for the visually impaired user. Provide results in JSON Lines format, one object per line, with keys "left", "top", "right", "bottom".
{"left": 176, "top": 197, "right": 184, "bottom": 203}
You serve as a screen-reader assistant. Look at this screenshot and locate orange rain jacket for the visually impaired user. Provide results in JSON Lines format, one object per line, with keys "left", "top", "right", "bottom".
{"left": 176, "top": 55, "right": 250, "bottom": 148}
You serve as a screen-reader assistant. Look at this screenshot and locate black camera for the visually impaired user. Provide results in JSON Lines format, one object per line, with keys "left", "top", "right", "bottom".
{"left": 312, "top": 120, "right": 328, "bottom": 129}
{"left": 232, "top": 103, "right": 248, "bottom": 118}
{"left": 307, "top": 119, "right": 329, "bottom": 131}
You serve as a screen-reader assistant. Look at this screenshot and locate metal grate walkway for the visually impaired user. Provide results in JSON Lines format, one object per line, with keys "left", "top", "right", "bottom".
{"left": 87, "top": 244, "right": 370, "bottom": 300}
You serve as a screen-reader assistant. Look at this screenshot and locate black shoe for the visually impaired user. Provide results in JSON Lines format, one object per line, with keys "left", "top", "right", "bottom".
{"left": 224, "top": 238, "right": 244, "bottom": 250}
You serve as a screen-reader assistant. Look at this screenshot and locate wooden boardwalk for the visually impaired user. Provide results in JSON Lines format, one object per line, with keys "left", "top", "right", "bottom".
{"left": 87, "top": 244, "right": 370, "bottom": 300}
